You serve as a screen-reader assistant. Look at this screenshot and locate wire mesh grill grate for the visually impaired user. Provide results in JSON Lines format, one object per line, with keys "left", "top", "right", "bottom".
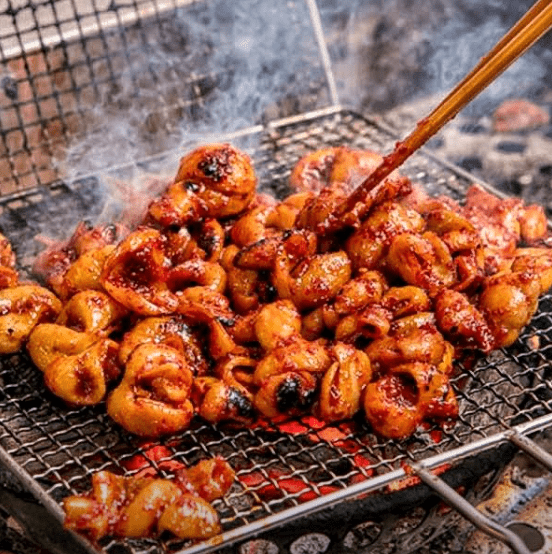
{"left": 0, "top": 0, "right": 330, "bottom": 197}
{"left": 0, "top": 109, "right": 551, "bottom": 553}
{"left": 1, "top": 0, "right": 551, "bottom": 551}
{"left": 0, "top": 0, "right": 219, "bottom": 194}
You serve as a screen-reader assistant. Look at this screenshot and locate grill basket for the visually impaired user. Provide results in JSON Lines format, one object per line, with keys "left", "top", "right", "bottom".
{"left": 1, "top": 2, "right": 552, "bottom": 554}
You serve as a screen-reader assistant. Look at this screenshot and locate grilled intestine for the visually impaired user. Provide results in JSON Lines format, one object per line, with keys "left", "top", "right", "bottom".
{"left": 0, "top": 231, "right": 63, "bottom": 354}
{"left": 1, "top": 143, "right": 550, "bottom": 444}
{"left": 63, "top": 457, "right": 235, "bottom": 541}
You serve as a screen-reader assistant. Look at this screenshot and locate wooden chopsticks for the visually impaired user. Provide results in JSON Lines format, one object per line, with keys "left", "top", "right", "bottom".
{"left": 329, "top": 0, "right": 552, "bottom": 231}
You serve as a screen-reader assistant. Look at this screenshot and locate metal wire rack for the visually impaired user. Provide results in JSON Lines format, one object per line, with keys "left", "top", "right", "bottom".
{"left": 0, "top": 0, "right": 329, "bottom": 197}
{"left": 1, "top": 1, "right": 552, "bottom": 553}
{"left": 0, "top": 107, "right": 551, "bottom": 554}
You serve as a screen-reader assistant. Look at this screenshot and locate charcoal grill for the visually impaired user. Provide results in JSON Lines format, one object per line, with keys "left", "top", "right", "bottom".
{"left": 1, "top": 2, "right": 552, "bottom": 554}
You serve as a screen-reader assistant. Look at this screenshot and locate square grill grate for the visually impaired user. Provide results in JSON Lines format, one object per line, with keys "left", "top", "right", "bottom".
{"left": 0, "top": 109, "right": 551, "bottom": 554}
{"left": 0, "top": 0, "right": 330, "bottom": 197}
{"left": 1, "top": 1, "right": 552, "bottom": 552}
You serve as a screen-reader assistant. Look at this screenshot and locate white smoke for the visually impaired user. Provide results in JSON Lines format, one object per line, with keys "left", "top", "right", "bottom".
{"left": 57, "top": 0, "right": 327, "bottom": 182}
{"left": 52, "top": 0, "right": 552, "bottom": 226}
{"left": 51, "top": 0, "right": 331, "bottom": 224}
{"left": 318, "top": 0, "right": 549, "bottom": 115}
{"left": 426, "top": 14, "right": 547, "bottom": 115}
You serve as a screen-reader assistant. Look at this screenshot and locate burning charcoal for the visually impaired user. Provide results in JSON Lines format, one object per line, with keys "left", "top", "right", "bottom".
{"left": 539, "top": 165, "right": 552, "bottom": 178}
{"left": 543, "top": 125, "right": 552, "bottom": 140}
{"left": 426, "top": 136, "right": 445, "bottom": 150}
{"left": 343, "top": 521, "right": 382, "bottom": 550}
{"left": 458, "top": 122, "right": 488, "bottom": 135}
{"left": 499, "top": 179, "right": 522, "bottom": 197}
{"left": 496, "top": 141, "right": 526, "bottom": 154}
{"left": 458, "top": 156, "right": 483, "bottom": 172}
{"left": 492, "top": 99, "right": 550, "bottom": 133}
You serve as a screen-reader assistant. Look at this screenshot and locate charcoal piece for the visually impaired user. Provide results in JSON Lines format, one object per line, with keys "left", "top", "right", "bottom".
{"left": 496, "top": 141, "right": 526, "bottom": 154}
{"left": 458, "top": 123, "right": 487, "bottom": 135}
{"left": 458, "top": 156, "right": 483, "bottom": 172}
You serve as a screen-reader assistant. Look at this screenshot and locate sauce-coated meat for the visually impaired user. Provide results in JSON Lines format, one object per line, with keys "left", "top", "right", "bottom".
{"left": 15, "top": 144, "right": 552, "bottom": 439}
{"left": 0, "top": 143, "right": 550, "bottom": 542}
{"left": 63, "top": 457, "right": 234, "bottom": 541}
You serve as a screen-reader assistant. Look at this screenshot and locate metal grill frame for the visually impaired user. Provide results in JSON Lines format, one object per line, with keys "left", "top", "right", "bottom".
{"left": 1, "top": 1, "right": 552, "bottom": 553}
{"left": 0, "top": 107, "right": 551, "bottom": 554}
